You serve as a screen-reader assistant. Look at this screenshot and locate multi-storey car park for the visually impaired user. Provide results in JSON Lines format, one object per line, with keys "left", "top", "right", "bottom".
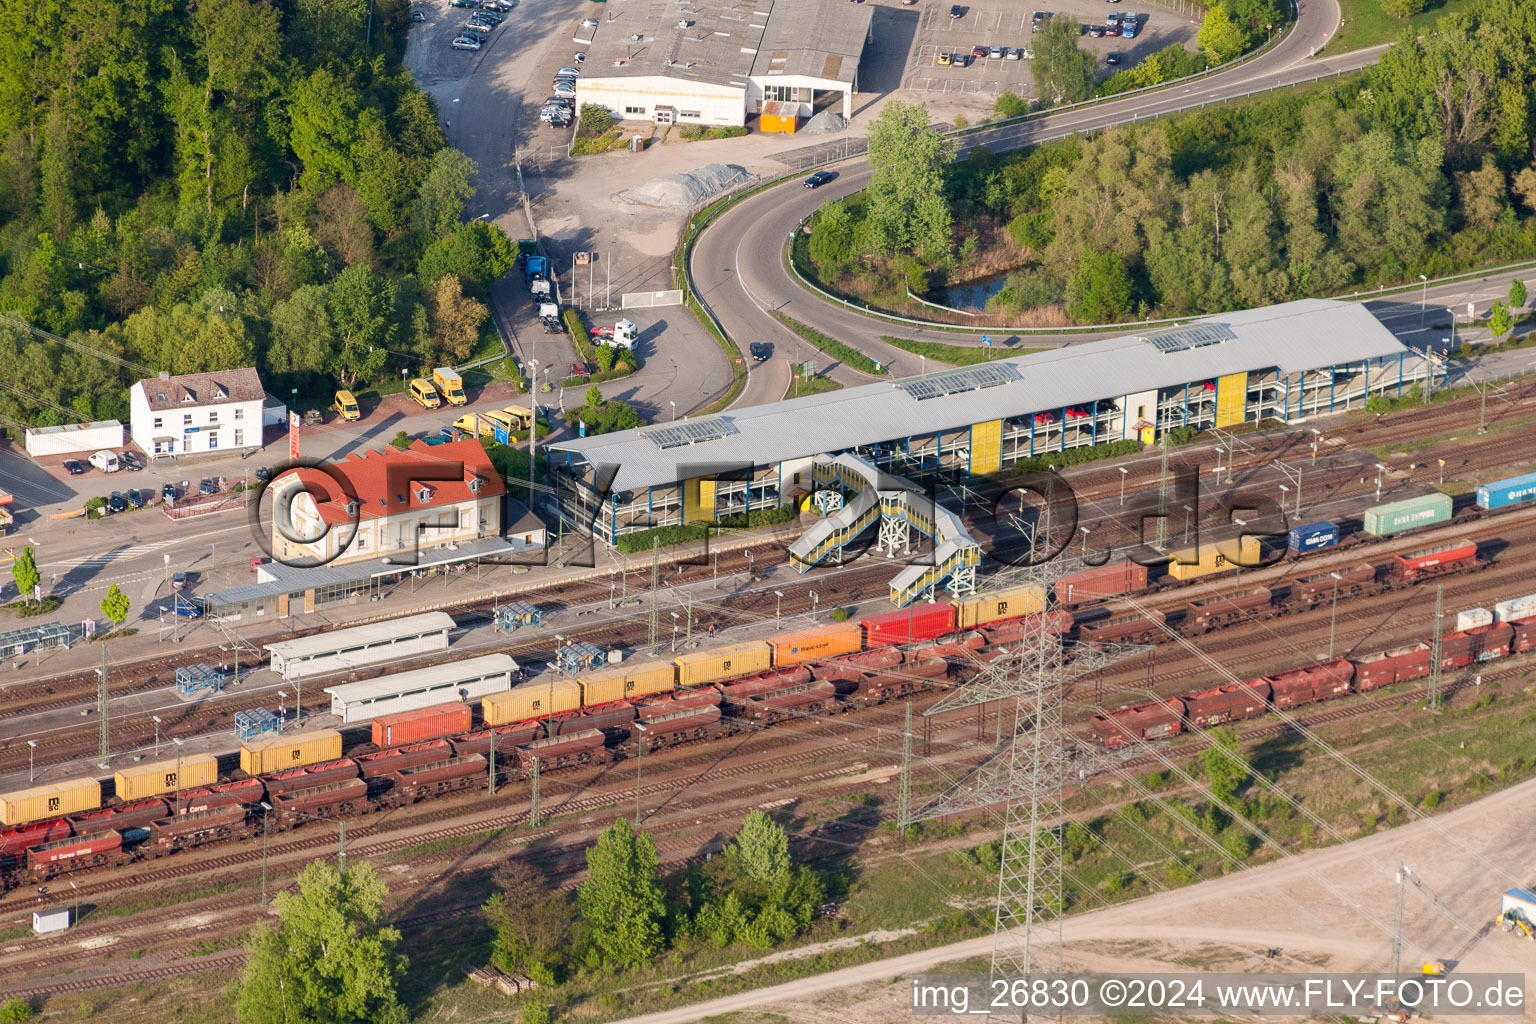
{"left": 546, "top": 299, "right": 1444, "bottom": 546}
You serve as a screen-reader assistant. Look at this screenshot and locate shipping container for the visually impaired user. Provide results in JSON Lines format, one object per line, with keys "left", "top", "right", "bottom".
{"left": 1476, "top": 471, "right": 1536, "bottom": 511}
{"left": 1363, "top": 492, "right": 1452, "bottom": 537}
{"left": 674, "top": 641, "right": 772, "bottom": 688}
{"left": 240, "top": 729, "right": 343, "bottom": 777}
{"left": 579, "top": 661, "right": 675, "bottom": 707}
{"left": 1055, "top": 560, "right": 1148, "bottom": 607}
{"left": 1181, "top": 682, "right": 1270, "bottom": 727}
{"left": 483, "top": 679, "right": 582, "bottom": 725}
{"left": 1286, "top": 520, "right": 1339, "bottom": 555}
{"left": 766, "top": 622, "right": 863, "bottom": 666}
{"left": 115, "top": 753, "right": 219, "bottom": 801}
{"left": 952, "top": 584, "right": 1045, "bottom": 629}
{"left": 371, "top": 703, "right": 473, "bottom": 748}
{"left": 1456, "top": 608, "right": 1493, "bottom": 632}
{"left": 0, "top": 777, "right": 101, "bottom": 826}
{"left": 1494, "top": 592, "right": 1536, "bottom": 624}
{"left": 861, "top": 603, "right": 957, "bottom": 646}
{"left": 1164, "top": 535, "right": 1264, "bottom": 582}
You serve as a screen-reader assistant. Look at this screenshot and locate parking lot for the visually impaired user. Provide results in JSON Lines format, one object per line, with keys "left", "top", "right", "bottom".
{"left": 893, "top": 0, "right": 1200, "bottom": 98}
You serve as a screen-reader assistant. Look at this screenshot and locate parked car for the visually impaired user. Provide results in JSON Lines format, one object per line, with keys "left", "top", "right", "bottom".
{"left": 1032, "top": 9, "right": 1046, "bottom": 30}
{"left": 1005, "top": 46, "right": 1023, "bottom": 58}
{"left": 937, "top": 51, "right": 952, "bottom": 65}
{"left": 573, "top": 51, "right": 586, "bottom": 62}
{"left": 107, "top": 491, "right": 128, "bottom": 514}
{"left": 569, "top": 361, "right": 592, "bottom": 377}
{"left": 542, "top": 110, "right": 570, "bottom": 125}
{"left": 251, "top": 557, "right": 269, "bottom": 573}
{"left": 553, "top": 81, "right": 576, "bottom": 97}
{"left": 1105, "top": 50, "right": 1121, "bottom": 64}
{"left": 1105, "top": 11, "right": 1119, "bottom": 26}
{"left": 949, "top": 4, "right": 964, "bottom": 16}
{"left": 127, "top": 488, "right": 148, "bottom": 508}
{"left": 199, "top": 478, "right": 218, "bottom": 496}
{"left": 1121, "top": 16, "right": 1137, "bottom": 36}
{"left": 750, "top": 341, "right": 771, "bottom": 361}
{"left": 452, "top": 35, "right": 481, "bottom": 49}
{"left": 172, "top": 571, "right": 187, "bottom": 589}
{"left": 970, "top": 44, "right": 987, "bottom": 58}
{"left": 953, "top": 52, "right": 971, "bottom": 66}
{"left": 472, "top": 8, "right": 503, "bottom": 21}
{"left": 172, "top": 595, "right": 201, "bottom": 618}
{"left": 1088, "top": 23, "right": 1105, "bottom": 35}
{"left": 411, "top": 10, "right": 426, "bottom": 21}
{"left": 582, "top": 17, "right": 598, "bottom": 28}
{"left": 254, "top": 465, "right": 273, "bottom": 483}
{"left": 546, "top": 95, "right": 573, "bottom": 109}
{"left": 803, "top": 171, "right": 834, "bottom": 188}
{"left": 62, "top": 459, "right": 85, "bottom": 476}
{"left": 161, "top": 482, "right": 178, "bottom": 503}
{"left": 558, "top": 65, "right": 581, "bottom": 77}
{"left": 989, "top": 45, "right": 1003, "bottom": 58}
{"left": 449, "top": 0, "right": 475, "bottom": 6}
{"left": 89, "top": 450, "right": 120, "bottom": 473}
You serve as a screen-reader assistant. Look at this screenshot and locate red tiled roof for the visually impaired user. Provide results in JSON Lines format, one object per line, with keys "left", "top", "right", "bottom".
{"left": 275, "top": 439, "right": 506, "bottom": 526}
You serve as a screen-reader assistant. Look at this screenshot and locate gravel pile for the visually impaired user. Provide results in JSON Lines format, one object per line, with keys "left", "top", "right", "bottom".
{"left": 615, "top": 163, "right": 753, "bottom": 211}
{"left": 802, "top": 111, "right": 848, "bottom": 134}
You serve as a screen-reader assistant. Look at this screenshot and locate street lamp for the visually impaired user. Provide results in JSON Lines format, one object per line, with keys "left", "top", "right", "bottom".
{"left": 1182, "top": 504, "right": 1194, "bottom": 543}
{"left": 70, "top": 880, "right": 79, "bottom": 927}
{"left": 151, "top": 716, "right": 163, "bottom": 756}
{"left": 1418, "top": 274, "right": 1428, "bottom": 329}
{"left": 1278, "top": 483, "right": 1289, "bottom": 512}
{"left": 277, "top": 690, "right": 288, "bottom": 725}
{"left": 1374, "top": 462, "right": 1387, "bottom": 500}
{"left": 27, "top": 739, "right": 37, "bottom": 783}
{"left": 1327, "top": 571, "right": 1343, "bottom": 659}
{"left": 809, "top": 590, "right": 819, "bottom": 622}
{"left": 171, "top": 737, "right": 184, "bottom": 816}
{"left": 774, "top": 589, "right": 784, "bottom": 620}
{"left": 669, "top": 400, "right": 676, "bottom": 422}
{"left": 670, "top": 611, "right": 680, "bottom": 651}
{"left": 1310, "top": 428, "right": 1321, "bottom": 464}
{"left": 1079, "top": 525, "right": 1091, "bottom": 557}
{"left": 1117, "top": 466, "right": 1128, "bottom": 506}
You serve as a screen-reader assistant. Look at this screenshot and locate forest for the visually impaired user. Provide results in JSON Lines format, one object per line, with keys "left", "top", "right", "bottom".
{"left": 804, "top": 0, "right": 1536, "bottom": 325}
{"left": 0, "top": 0, "right": 514, "bottom": 429}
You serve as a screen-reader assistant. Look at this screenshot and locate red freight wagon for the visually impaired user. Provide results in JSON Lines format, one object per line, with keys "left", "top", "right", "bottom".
{"left": 1439, "top": 622, "right": 1513, "bottom": 668}
{"left": 148, "top": 804, "right": 246, "bottom": 855}
{"left": 980, "top": 612, "right": 1072, "bottom": 645}
{"left": 1090, "top": 698, "right": 1185, "bottom": 747}
{"left": 1268, "top": 659, "right": 1353, "bottom": 708}
{"left": 178, "top": 778, "right": 265, "bottom": 815}
{"left": 0, "top": 818, "right": 71, "bottom": 864}
{"left": 273, "top": 778, "right": 368, "bottom": 821}
{"left": 861, "top": 604, "right": 957, "bottom": 647}
{"left": 554, "top": 703, "right": 636, "bottom": 737}
{"left": 909, "top": 630, "right": 987, "bottom": 661}
{"left": 636, "top": 688, "right": 722, "bottom": 719}
{"left": 372, "top": 703, "right": 473, "bottom": 748}
{"left": 718, "top": 667, "right": 813, "bottom": 702}
{"left": 1079, "top": 610, "right": 1166, "bottom": 645}
{"left": 1055, "top": 560, "right": 1149, "bottom": 607}
{"left": 74, "top": 798, "right": 170, "bottom": 833}
{"left": 515, "top": 729, "right": 606, "bottom": 771}
{"left": 1353, "top": 652, "right": 1400, "bottom": 691}
{"left": 1392, "top": 539, "right": 1477, "bottom": 580}
{"left": 28, "top": 830, "right": 122, "bottom": 876}
{"left": 748, "top": 680, "right": 837, "bottom": 721}
{"left": 1181, "top": 682, "right": 1271, "bottom": 728}
{"left": 1183, "top": 588, "right": 1273, "bottom": 633}
{"left": 356, "top": 740, "right": 453, "bottom": 781}
{"left": 264, "top": 758, "right": 361, "bottom": 796}
{"left": 1293, "top": 564, "right": 1376, "bottom": 605}
{"left": 450, "top": 723, "right": 544, "bottom": 759}
{"left": 1512, "top": 617, "right": 1536, "bottom": 654}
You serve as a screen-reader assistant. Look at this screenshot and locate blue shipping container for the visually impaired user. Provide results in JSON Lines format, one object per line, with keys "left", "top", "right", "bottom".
{"left": 1477, "top": 471, "right": 1536, "bottom": 511}
{"left": 1287, "top": 520, "right": 1340, "bottom": 554}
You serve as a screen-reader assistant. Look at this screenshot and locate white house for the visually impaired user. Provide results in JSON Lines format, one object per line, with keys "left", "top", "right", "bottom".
{"left": 129, "top": 367, "right": 269, "bottom": 458}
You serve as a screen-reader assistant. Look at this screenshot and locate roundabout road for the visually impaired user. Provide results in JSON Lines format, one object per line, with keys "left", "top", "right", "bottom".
{"left": 693, "top": 0, "right": 1393, "bottom": 408}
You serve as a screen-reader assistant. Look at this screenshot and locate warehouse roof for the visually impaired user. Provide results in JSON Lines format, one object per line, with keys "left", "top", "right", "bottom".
{"left": 552, "top": 299, "right": 1415, "bottom": 492}
{"left": 323, "top": 653, "right": 517, "bottom": 707}
{"left": 263, "top": 612, "right": 456, "bottom": 660}
{"left": 579, "top": 0, "right": 870, "bottom": 89}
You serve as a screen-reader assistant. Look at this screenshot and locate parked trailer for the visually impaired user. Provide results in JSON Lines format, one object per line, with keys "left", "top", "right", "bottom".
{"left": 0, "top": 777, "right": 101, "bottom": 826}
{"left": 1363, "top": 493, "right": 1453, "bottom": 537}
{"left": 952, "top": 584, "right": 1045, "bottom": 629}
{"left": 1476, "top": 471, "right": 1536, "bottom": 511}
{"left": 1055, "top": 560, "right": 1148, "bottom": 607}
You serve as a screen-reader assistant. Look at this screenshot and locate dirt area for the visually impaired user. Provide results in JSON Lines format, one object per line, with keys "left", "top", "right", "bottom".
{"left": 617, "top": 772, "right": 1536, "bottom": 1024}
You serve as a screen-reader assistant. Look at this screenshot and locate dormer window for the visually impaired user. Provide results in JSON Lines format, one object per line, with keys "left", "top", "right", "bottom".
{"left": 213, "top": 387, "right": 227, "bottom": 399}
{"left": 344, "top": 500, "right": 360, "bottom": 518}
{"left": 181, "top": 393, "right": 193, "bottom": 403}
{"left": 416, "top": 487, "right": 432, "bottom": 503}
{"left": 467, "top": 476, "right": 482, "bottom": 493}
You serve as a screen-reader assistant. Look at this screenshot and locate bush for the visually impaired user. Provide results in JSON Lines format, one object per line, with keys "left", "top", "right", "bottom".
{"left": 828, "top": 607, "right": 850, "bottom": 622}
{"left": 1422, "top": 790, "right": 1442, "bottom": 810}
{"left": 578, "top": 103, "right": 614, "bottom": 135}
{"left": 994, "top": 92, "right": 1029, "bottom": 119}
{"left": 0, "top": 997, "right": 33, "bottom": 1022}
{"left": 390, "top": 430, "right": 411, "bottom": 449}
{"left": 519, "top": 1002, "right": 551, "bottom": 1024}
{"left": 564, "top": 308, "right": 590, "bottom": 351}
{"left": 679, "top": 125, "right": 749, "bottom": 141}
{"left": 1379, "top": 0, "right": 1425, "bottom": 15}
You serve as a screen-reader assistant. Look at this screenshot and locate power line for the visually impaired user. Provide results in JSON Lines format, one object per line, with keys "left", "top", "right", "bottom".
{"left": 0, "top": 312, "right": 154, "bottom": 377}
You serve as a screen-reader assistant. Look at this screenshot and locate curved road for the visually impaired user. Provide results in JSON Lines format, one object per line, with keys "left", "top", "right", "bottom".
{"left": 694, "top": 0, "right": 1398, "bottom": 407}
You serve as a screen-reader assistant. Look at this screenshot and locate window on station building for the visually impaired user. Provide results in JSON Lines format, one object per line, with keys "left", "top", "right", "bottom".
{"left": 625, "top": 105, "right": 645, "bottom": 115}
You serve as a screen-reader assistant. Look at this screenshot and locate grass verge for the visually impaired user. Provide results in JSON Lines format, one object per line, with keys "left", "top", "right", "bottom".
{"left": 880, "top": 334, "right": 1043, "bottom": 366}
{"left": 769, "top": 311, "right": 885, "bottom": 376}
{"left": 1330, "top": 0, "right": 1478, "bottom": 52}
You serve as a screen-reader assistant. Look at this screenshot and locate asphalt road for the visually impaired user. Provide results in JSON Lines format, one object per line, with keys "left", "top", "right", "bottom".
{"left": 695, "top": 0, "right": 1409, "bottom": 407}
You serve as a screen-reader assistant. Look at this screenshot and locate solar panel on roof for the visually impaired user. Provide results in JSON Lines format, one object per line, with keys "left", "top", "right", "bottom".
{"left": 897, "top": 363, "right": 1022, "bottom": 401}
{"left": 1142, "top": 322, "right": 1236, "bottom": 354}
{"left": 644, "top": 417, "right": 740, "bottom": 449}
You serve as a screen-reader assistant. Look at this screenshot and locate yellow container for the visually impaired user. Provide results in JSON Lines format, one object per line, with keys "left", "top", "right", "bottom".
{"left": 766, "top": 623, "right": 862, "bottom": 667}
{"left": 240, "top": 729, "right": 343, "bottom": 776}
{"left": 0, "top": 777, "right": 101, "bottom": 825}
{"left": 484, "top": 679, "right": 582, "bottom": 724}
{"left": 115, "top": 754, "right": 219, "bottom": 801}
{"left": 954, "top": 583, "right": 1045, "bottom": 629}
{"left": 675, "top": 641, "right": 772, "bottom": 688}
{"left": 579, "top": 662, "right": 675, "bottom": 707}
{"left": 1166, "top": 536, "right": 1263, "bottom": 582}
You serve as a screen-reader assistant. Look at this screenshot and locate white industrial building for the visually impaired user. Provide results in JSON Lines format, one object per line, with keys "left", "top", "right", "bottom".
{"left": 128, "top": 367, "right": 272, "bottom": 459}
{"left": 24, "top": 421, "right": 125, "bottom": 458}
{"left": 573, "top": 0, "right": 873, "bottom": 128}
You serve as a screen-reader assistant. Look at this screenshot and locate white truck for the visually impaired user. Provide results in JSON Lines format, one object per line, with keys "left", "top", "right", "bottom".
{"left": 593, "top": 318, "right": 638, "bottom": 350}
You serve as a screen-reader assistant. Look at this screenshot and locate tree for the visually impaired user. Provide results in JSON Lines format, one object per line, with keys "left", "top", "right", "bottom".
{"left": 427, "top": 275, "right": 488, "bottom": 363}
{"left": 10, "top": 546, "right": 38, "bottom": 600}
{"left": 390, "top": 430, "right": 411, "bottom": 449}
{"left": 483, "top": 859, "right": 575, "bottom": 983}
{"left": 100, "top": 584, "right": 130, "bottom": 626}
{"left": 326, "top": 265, "right": 395, "bottom": 389}
{"left": 807, "top": 199, "right": 857, "bottom": 278}
{"left": 994, "top": 92, "right": 1029, "bottom": 119}
{"left": 417, "top": 220, "right": 518, "bottom": 292}
{"left": 236, "top": 859, "right": 407, "bottom": 1024}
{"left": 1204, "top": 725, "right": 1251, "bottom": 806}
{"left": 1032, "top": 17, "right": 1096, "bottom": 105}
{"left": 1197, "top": 6, "right": 1247, "bottom": 64}
{"left": 577, "top": 818, "right": 665, "bottom": 967}
{"left": 733, "top": 810, "right": 789, "bottom": 886}
{"left": 690, "top": 812, "right": 823, "bottom": 950}
{"left": 413, "top": 149, "right": 479, "bottom": 239}
{"left": 1065, "top": 248, "right": 1134, "bottom": 323}
{"left": 267, "top": 285, "right": 336, "bottom": 377}
{"left": 1510, "top": 279, "right": 1527, "bottom": 310}
{"left": 585, "top": 385, "right": 603, "bottom": 409}
{"left": 1379, "top": 0, "right": 1425, "bottom": 17}
{"left": 578, "top": 103, "right": 614, "bottom": 136}
{"left": 1488, "top": 300, "right": 1513, "bottom": 338}
{"left": 865, "top": 101, "right": 952, "bottom": 257}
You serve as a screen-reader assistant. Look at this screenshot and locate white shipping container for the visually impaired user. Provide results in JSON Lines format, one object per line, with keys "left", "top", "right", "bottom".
{"left": 33, "top": 908, "right": 70, "bottom": 934}
{"left": 24, "top": 420, "right": 124, "bottom": 457}
{"left": 1493, "top": 593, "right": 1536, "bottom": 623}
{"left": 1456, "top": 608, "right": 1493, "bottom": 631}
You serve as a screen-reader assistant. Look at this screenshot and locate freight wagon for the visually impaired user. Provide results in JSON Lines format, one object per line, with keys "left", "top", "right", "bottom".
{"left": 1391, "top": 538, "right": 1479, "bottom": 582}
{"left": 1476, "top": 471, "right": 1536, "bottom": 511}
{"left": 1363, "top": 493, "right": 1453, "bottom": 537}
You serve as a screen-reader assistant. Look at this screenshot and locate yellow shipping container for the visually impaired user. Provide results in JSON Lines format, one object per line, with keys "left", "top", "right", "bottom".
{"left": 579, "top": 662, "right": 675, "bottom": 707}
{"left": 1166, "top": 536, "right": 1263, "bottom": 582}
{"left": 483, "top": 679, "right": 582, "bottom": 725}
{"left": 674, "top": 641, "right": 772, "bottom": 688}
{"left": 954, "top": 583, "right": 1045, "bottom": 629}
{"left": 0, "top": 776, "right": 101, "bottom": 826}
{"left": 240, "top": 729, "right": 343, "bottom": 776}
{"left": 115, "top": 753, "right": 219, "bottom": 801}
{"left": 766, "top": 623, "right": 863, "bottom": 667}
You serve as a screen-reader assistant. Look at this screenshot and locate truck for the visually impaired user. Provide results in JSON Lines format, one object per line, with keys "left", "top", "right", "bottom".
{"left": 524, "top": 255, "right": 550, "bottom": 281}
{"left": 529, "top": 276, "right": 551, "bottom": 300}
{"left": 432, "top": 367, "right": 467, "bottom": 406}
{"left": 591, "top": 319, "right": 638, "bottom": 350}
{"left": 539, "top": 302, "right": 562, "bottom": 333}
{"left": 0, "top": 489, "right": 12, "bottom": 536}
{"left": 516, "top": 239, "right": 539, "bottom": 266}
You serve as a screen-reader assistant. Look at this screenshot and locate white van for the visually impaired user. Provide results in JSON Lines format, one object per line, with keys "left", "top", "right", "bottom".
{"left": 88, "top": 450, "right": 120, "bottom": 473}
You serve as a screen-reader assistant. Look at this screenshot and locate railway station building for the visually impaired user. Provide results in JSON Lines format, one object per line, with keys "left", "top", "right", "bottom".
{"left": 547, "top": 299, "right": 1443, "bottom": 546}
